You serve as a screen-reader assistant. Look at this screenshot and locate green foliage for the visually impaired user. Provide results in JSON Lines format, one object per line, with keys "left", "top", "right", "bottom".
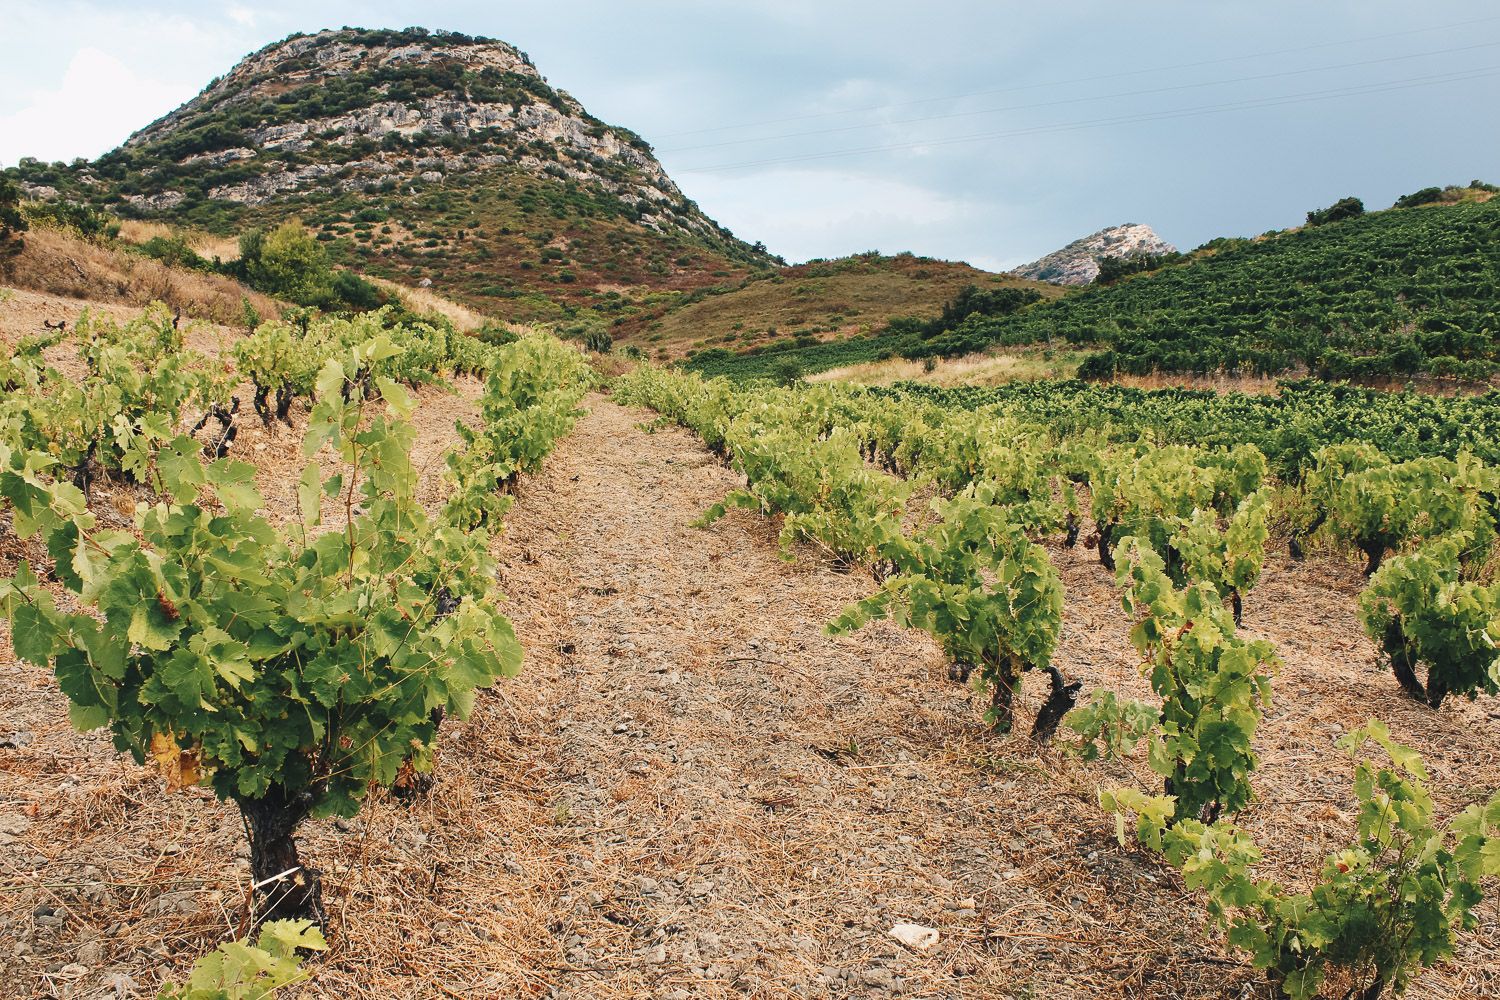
{"left": 23, "top": 199, "right": 120, "bottom": 241}
{"left": 1114, "top": 537, "right": 1277, "bottom": 822}
{"left": 1105, "top": 722, "right": 1500, "bottom": 1000}
{"left": 1088, "top": 443, "right": 1267, "bottom": 580}
{"left": 236, "top": 221, "right": 332, "bottom": 305}
{"left": 234, "top": 220, "right": 385, "bottom": 312}
{"left": 0, "top": 175, "right": 26, "bottom": 251}
{"left": 1064, "top": 689, "right": 1158, "bottom": 761}
{"left": 1095, "top": 251, "right": 1184, "bottom": 284}
{"left": 156, "top": 920, "right": 326, "bottom": 999}
{"left": 881, "top": 379, "right": 1500, "bottom": 479}
{"left": 616, "top": 366, "right": 1067, "bottom": 735}
{"left": 232, "top": 307, "right": 495, "bottom": 424}
{"left": 1359, "top": 536, "right": 1500, "bottom": 708}
{"left": 908, "top": 199, "right": 1500, "bottom": 377}
{"left": 2, "top": 356, "right": 522, "bottom": 817}
{"left": 1306, "top": 196, "right": 1365, "bottom": 227}
{"left": 1170, "top": 491, "right": 1271, "bottom": 618}
{"left": 582, "top": 327, "right": 613, "bottom": 353}
{"left": 832, "top": 485, "right": 1064, "bottom": 733}
{"left": 442, "top": 336, "right": 594, "bottom": 531}
{"left": 135, "top": 235, "right": 213, "bottom": 271}
{"left": 0, "top": 303, "right": 215, "bottom": 482}
{"left": 1395, "top": 187, "right": 1445, "bottom": 210}
{"left": 1307, "top": 446, "right": 1498, "bottom": 574}
{"left": 767, "top": 355, "right": 803, "bottom": 386}
{"left": 0, "top": 305, "right": 590, "bottom": 919}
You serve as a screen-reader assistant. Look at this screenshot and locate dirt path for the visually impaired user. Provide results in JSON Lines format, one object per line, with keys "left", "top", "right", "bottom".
{"left": 480, "top": 397, "right": 1255, "bottom": 1000}
{"left": 2, "top": 393, "right": 1496, "bottom": 999}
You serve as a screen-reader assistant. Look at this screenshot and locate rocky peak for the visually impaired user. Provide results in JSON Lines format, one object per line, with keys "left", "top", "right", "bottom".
{"left": 74, "top": 27, "right": 769, "bottom": 264}
{"left": 1013, "top": 223, "right": 1176, "bottom": 286}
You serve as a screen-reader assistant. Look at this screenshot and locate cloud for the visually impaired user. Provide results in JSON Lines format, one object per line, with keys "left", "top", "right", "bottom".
{"left": 682, "top": 167, "right": 986, "bottom": 264}
{"left": 226, "top": 4, "right": 257, "bottom": 28}
{"left": 0, "top": 46, "right": 196, "bottom": 166}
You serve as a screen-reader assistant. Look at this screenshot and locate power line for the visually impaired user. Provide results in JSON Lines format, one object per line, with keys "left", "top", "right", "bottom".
{"left": 659, "top": 39, "right": 1500, "bottom": 155}
{"left": 673, "top": 64, "right": 1500, "bottom": 174}
{"left": 655, "top": 13, "right": 1500, "bottom": 140}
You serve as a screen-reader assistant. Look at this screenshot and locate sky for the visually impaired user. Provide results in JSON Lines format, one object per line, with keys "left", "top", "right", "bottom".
{"left": 2, "top": 1, "right": 1498, "bottom": 270}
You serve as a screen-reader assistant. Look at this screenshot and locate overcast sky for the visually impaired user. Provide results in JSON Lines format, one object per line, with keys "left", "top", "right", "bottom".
{"left": 3, "top": 1, "right": 1498, "bottom": 269}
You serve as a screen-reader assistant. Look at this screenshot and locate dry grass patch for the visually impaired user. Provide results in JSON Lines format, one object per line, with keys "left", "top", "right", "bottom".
{"left": 812, "top": 348, "right": 1095, "bottom": 387}
{"left": 367, "top": 276, "right": 491, "bottom": 332}
{"left": 0, "top": 229, "right": 276, "bottom": 326}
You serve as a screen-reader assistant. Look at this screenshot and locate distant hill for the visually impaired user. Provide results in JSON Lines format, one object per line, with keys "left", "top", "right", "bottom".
{"left": 619, "top": 252, "right": 1058, "bottom": 360}
{"left": 682, "top": 194, "right": 1500, "bottom": 386}
{"left": 1013, "top": 223, "right": 1176, "bottom": 285}
{"left": 925, "top": 196, "right": 1500, "bottom": 382}
{"left": 6, "top": 27, "right": 779, "bottom": 323}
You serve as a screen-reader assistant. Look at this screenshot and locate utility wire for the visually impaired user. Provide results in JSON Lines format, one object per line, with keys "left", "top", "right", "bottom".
{"left": 660, "top": 39, "right": 1500, "bottom": 155}
{"left": 674, "top": 64, "right": 1500, "bottom": 174}
{"left": 656, "top": 13, "right": 1500, "bottom": 139}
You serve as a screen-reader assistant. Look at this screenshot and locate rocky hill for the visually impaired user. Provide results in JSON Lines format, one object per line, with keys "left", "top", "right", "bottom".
{"left": 1012, "top": 223, "right": 1175, "bottom": 285}
{"left": 9, "top": 27, "right": 778, "bottom": 321}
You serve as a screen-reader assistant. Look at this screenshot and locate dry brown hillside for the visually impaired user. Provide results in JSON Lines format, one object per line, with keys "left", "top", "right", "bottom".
{"left": 614, "top": 253, "right": 1063, "bottom": 360}
{"left": 0, "top": 228, "right": 278, "bottom": 327}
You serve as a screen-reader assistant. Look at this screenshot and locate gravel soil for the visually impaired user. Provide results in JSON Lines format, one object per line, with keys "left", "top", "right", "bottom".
{"left": 0, "top": 390, "right": 1496, "bottom": 999}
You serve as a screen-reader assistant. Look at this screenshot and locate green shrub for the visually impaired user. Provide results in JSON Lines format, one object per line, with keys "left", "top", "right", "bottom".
{"left": 23, "top": 199, "right": 119, "bottom": 241}
{"left": 768, "top": 356, "right": 803, "bottom": 386}
{"left": 0, "top": 176, "right": 25, "bottom": 253}
{"left": 1306, "top": 196, "right": 1365, "bottom": 226}
{"left": 1394, "top": 187, "right": 1444, "bottom": 209}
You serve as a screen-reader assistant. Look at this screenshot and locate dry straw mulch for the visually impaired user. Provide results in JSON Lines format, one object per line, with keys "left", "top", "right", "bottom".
{"left": 0, "top": 392, "right": 1496, "bottom": 999}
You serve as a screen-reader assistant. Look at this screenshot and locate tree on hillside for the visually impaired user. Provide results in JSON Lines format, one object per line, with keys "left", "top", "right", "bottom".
{"left": 1306, "top": 196, "right": 1365, "bottom": 227}
{"left": 235, "top": 219, "right": 384, "bottom": 311}
{"left": 0, "top": 176, "right": 30, "bottom": 254}
{"left": 238, "top": 220, "right": 335, "bottom": 306}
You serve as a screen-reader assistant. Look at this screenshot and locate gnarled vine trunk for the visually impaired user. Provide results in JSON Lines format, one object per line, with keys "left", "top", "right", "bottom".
{"left": 1288, "top": 510, "right": 1326, "bottom": 562}
{"left": 1097, "top": 522, "right": 1116, "bottom": 571}
{"left": 987, "top": 660, "right": 1020, "bottom": 735}
{"left": 239, "top": 785, "right": 324, "bottom": 926}
{"left": 1064, "top": 512, "right": 1081, "bottom": 548}
{"left": 1382, "top": 618, "right": 1430, "bottom": 705}
{"left": 1029, "top": 666, "right": 1082, "bottom": 744}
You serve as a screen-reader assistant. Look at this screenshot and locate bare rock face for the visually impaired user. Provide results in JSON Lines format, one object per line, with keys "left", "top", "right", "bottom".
{"left": 1013, "top": 224, "right": 1176, "bottom": 285}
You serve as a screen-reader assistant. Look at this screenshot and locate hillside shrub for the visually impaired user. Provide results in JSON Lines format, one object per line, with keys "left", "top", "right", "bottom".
{"left": 234, "top": 220, "right": 385, "bottom": 312}
{"left": 1394, "top": 187, "right": 1445, "bottom": 209}
{"left": 0, "top": 176, "right": 25, "bottom": 254}
{"left": 1306, "top": 196, "right": 1365, "bottom": 227}
{"left": 23, "top": 199, "right": 119, "bottom": 241}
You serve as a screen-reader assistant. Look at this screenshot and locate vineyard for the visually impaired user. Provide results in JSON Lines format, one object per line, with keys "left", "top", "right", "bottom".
{"left": 686, "top": 196, "right": 1500, "bottom": 384}
{"left": 612, "top": 365, "right": 1500, "bottom": 999}
{"left": 1, "top": 297, "right": 1499, "bottom": 999}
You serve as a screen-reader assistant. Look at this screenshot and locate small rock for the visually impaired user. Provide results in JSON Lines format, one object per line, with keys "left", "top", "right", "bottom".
{"left": 644, "top": 943, "right": 667, "bottom": 964}
{"left": 78, "top": 940, "right": 104, "bottom": 965}
{"left": 889, "top": 923, "right": 940, "bottom": 951}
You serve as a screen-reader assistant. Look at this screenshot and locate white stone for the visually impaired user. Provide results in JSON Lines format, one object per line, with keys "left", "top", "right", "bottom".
{"left": 888, "top": 923, "right": 940, "bottom": 951}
